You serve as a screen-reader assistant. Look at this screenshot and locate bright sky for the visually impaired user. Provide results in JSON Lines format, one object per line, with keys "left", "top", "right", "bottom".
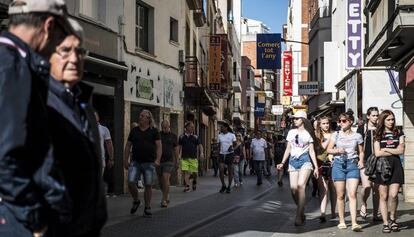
{"left": 242, "top": 0, "right": 288, "bottom": 33}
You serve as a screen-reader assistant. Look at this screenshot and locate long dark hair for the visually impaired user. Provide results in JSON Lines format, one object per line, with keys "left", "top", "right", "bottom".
{"left": 375, "top": 110, "right": 399, "bottom": 142}
{"left": 300, "top": 118, "right": 321, "bottom": 153}
{"left": 315, "top": 116, "right": 333, "bottom": 141}
{"left": 365, "top": 106, "right": 379, "bottom": 131}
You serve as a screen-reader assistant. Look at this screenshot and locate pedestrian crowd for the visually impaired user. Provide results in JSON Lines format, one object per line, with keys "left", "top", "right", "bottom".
{"left": 0, "top": 1, "right": 406, "bottom": 236}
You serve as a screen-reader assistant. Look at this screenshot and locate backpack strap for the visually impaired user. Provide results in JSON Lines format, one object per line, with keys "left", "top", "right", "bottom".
{"left": 0, "top": 37, "right": 27, "bottom": 58}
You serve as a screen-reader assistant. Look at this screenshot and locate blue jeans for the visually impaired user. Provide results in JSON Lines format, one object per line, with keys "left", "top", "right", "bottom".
{"left": 233, "top": 159, "right": 245, "bottom": 184}
{"left": 288, "top": 153, "right": 313, "bottom": 172}
{"left": 331, "top": 157, "right": 360, "bottom": 181}
{"left": 128, "top": 161, "right": 155, "bottom": 186}
{"left": 253, "top": 160, "right": 265, "bottom": 183}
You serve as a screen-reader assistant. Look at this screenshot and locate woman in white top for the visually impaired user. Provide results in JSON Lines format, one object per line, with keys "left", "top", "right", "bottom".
{"left": 277, "top": 111, "right": 319, "bottom": 226}
{"left": 327, "top": 110, "right": 364, "bottom": 231}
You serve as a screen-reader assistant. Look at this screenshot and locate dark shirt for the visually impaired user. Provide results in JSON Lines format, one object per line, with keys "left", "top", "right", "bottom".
{"left": 179, "top": 134, "right": 200, "bottom": 159}
{"left": 234, "top": 143, "right": 244, "bottom": 160}
{"left": 380, "top": 131, "right": 404, "bottom": 152}
{"left": 160, "top": 131, "right": 178, "bottom": 163}
{"left": 128, "top": 126, "right": 161, "bottom": 163}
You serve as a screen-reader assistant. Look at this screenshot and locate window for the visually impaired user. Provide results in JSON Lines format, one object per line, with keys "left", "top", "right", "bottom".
{"left": 170, "top": 17, "right": 178, "bottom": 43}
{"left": 136, "top": 2, "right": 149, "bottom": 52}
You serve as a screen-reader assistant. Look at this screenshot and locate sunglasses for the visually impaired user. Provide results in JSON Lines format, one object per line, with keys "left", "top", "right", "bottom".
{"left": 293, "top": 117, "right": 301, "bottom": 120}
{"left": 339, "top": 119, "right": 349, "bottom": 124}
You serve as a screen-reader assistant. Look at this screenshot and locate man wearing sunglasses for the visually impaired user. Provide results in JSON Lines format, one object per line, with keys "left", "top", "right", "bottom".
{"left": 45, "top": 19, "right": 107, "bottom": 236}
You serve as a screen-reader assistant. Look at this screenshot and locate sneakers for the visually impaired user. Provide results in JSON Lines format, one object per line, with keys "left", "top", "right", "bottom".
{"left": 130, "top": 200, "right": 141, "bottom": 214}
{"left": 226, "top": 187, "right": 231, "bottom": 193}
{"left": 137, "top": 180, "right": 144, "bottom": 189}
{"left": 143, "top": 207, "right": 152, "bottom": 217}
{"left": 219, "top": 185, "right": 226, "bottom": 193}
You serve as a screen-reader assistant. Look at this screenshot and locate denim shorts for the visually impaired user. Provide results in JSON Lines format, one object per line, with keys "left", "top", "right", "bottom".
{"left": 128, "top": 161, "right": 155, "bottom": 186}
{"left": 0, "top": 203, "right": 32, "bottom": 237}
{"left": 288, "top": 153, "right": 313, "bottom": 172}
{"left": 331, "top": 158, "right": 360, "bottom": 181}
{"left": 156, "top": 162, "right": 175, "bottom": 175}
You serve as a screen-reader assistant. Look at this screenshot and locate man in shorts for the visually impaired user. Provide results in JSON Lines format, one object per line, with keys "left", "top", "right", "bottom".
{"left": 178, "top": 121, "right": 204, "bottom": 192}
{"left": 124, "top": 110, "right": 161, "bottom": 217}
{"left": 157, "top": 120, "right": 179, "bottom": 207}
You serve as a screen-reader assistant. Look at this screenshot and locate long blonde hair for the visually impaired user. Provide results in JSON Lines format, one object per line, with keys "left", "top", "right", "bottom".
{"left": 141, "top": 109, "right": 156, "bottom": 128}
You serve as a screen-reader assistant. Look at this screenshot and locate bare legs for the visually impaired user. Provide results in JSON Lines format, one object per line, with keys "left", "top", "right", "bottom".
{"left": 360, "top": 171, "right": 379, "bottom": 219}
{"left": 318, "top": 176, "right": 336, "bottom": 219}
{"left": 335, "top": 179, "right": 360, "bottom": 226}
{"left": 289, "top": 169, "right": 312, "bottom": 225}
{"left": 378, "top": 183, "right": 400, "bottom": 225}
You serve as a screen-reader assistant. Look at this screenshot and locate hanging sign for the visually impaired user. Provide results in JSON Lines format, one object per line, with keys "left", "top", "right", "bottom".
{"left": 282, "top": 51, "right": 293, "bottom": 96}
{"left": 256, "top": 33, "right": 282, "bottom": 69}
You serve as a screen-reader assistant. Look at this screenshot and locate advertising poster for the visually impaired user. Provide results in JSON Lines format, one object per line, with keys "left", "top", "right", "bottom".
{"left": 256, "top": 33, "right": 282, "bottom": 69}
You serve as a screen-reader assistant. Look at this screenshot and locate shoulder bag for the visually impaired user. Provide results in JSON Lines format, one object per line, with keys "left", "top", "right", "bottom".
{"left": 364, "top": 130, "right": 377, "bottom": 177}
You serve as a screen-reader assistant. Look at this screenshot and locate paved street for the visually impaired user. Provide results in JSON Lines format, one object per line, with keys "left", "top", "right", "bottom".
{"left": 103, "top": 172, "right": 414, "bottom": 237}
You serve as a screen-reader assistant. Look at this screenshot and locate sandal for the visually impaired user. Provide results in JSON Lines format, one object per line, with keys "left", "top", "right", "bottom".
{"left": 337, "top": 223, "right": 347, "bottom": 229}
{"left": 359, "top": 209, "right": 367, "bottom": 219}
{"left": 382, "top": 224, "right": 391, "bottom": 233}
{"left": 389, "top": 219, "right": 400, "bottom": 232}
{"left": 161, "top": 200, "right": 168, "bottom": 208}
{"left": 352, "top": 224, "right": 362, "bottom": 232}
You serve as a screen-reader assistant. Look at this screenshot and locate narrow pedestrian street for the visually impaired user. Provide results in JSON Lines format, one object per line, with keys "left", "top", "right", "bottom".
{"left": 103, "top": 172, "right": 414, "bottom": 237}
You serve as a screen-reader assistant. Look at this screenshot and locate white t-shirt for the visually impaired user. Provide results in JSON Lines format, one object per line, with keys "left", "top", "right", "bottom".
{"left": 286, "top": 129, "right": 314, "bottom": 158}
{"left": 251, "top": 138, "right": 267, "bottom": 161}
{"left": 218, "top": 132, "right": 236, "bottom": 155}
{"left": 332, "top": 131, "right": 363, "bottom": 160}
{"left": 98, "top": 124, "right": 111, "bottom": 166}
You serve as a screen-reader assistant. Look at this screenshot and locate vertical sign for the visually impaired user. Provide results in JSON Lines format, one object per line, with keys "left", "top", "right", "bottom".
{"left": 256, "top": 33, "right": 282, "bottom": 69}
{"left": 282, "top": 51, "right": 293, "bottom": 96}
{"left": 219, "top": 34, "right": 228, "bottom": 93}
{"left": 346, "top": 0, "right": 363, "bottom": 69}
{"left": 208, "top": 35, "right": 221, "bottom": 92}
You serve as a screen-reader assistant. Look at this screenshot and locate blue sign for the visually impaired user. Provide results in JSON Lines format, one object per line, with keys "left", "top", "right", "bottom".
{"left": 256, "top": 33, "right": 282, "bottom": 69}
{"left": 254, "top": 102, "right": 265, "bottom": 117}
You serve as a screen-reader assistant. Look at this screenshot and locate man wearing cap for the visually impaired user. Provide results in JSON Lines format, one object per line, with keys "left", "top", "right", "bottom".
{"left": 45, "top": 19, "right": 107, "bottom": 236}
{"left": 0, "top": 1, "right": 74, "bottom": 236}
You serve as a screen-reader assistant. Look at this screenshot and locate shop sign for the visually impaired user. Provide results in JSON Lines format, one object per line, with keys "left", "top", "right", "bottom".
{"left": 136, "top": 77, "right": 153, "bottom": 100}
{"left": 298, "top": 81, "right": 319, "bottom": 95}
{"left": 256, "top": 34, "right": 281, "bottom": 69}
{"left": 281, "top": 96, "right": 291, "bottom": 106}
{"left": 219, "top": 34, "right": 228, "bottom": 93}
{"left": 346, "top": 0, "right": 363, "bottom": 69}
{"left": 271, "top": 105, "right": 284, "bottom": 115}
{"left": 254, "top": 102, "right": 265, "bottom": 117}
{"left": 208, "top": 35, "right": 221, "bottom": 92}
{"left": 282, "top": 51, "right": 293, "bottom": 96}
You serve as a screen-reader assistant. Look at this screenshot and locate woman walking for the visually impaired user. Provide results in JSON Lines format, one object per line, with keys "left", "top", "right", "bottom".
{"left": 233, "top": 133, "right": 245, "bottom": 187}
{"left": 373, "top": 110, "right": 405, "bottom": 233}
{"left": 315, "top": 116, "right": 336, "bottom": 222}
{"left": 277, "top": 111, "right": 319, "bottom": 226}
{"left": 327, "top": 110, "right": 364, "bottom": 231}
{"left": 357, "top": 107, "right": 380, "bottom": 221}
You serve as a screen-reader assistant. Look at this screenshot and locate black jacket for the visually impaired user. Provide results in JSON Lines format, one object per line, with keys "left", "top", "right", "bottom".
{"left": 46, "top": 78, "right": 107, "bottom": 236}
{"left": 0, "top": 31, "right": 71, "bottom": 231}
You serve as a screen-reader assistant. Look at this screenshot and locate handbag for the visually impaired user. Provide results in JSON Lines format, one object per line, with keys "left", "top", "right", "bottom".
{"left": 320, "top": 160, "right": 332, "bottom": 177}
{"left": 364, "top": 130, "right": 377, "bottom": 177}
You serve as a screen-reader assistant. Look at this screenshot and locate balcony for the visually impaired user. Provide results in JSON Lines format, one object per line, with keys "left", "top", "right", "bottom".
{"left": 365, "top": 1, "right": 414, "bottom": 67}
{"left": 186, "top": 0, "right": 203, "bottom": 11}
{"left": 184, "top": 56, "right": 214, "bottom": 106}
{"left": 193, "top": 9, "right": 206, "bottom": 27}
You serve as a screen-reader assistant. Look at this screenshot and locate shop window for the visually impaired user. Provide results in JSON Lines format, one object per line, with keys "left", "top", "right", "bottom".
{"left": 170, "top": 17, "right": 178, "bottom": 43}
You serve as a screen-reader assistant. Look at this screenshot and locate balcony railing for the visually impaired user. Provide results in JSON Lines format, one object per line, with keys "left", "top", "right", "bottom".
{"left": 185, "top": 56, "right": 206, "bottom": 87}
{"left": 186, "top": 0, "right": 203, "bottom": 11}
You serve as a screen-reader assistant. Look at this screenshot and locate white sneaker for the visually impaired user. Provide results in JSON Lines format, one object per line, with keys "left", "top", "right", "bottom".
{"left": 137, "top": 180, "right": 144, "bottom": 189}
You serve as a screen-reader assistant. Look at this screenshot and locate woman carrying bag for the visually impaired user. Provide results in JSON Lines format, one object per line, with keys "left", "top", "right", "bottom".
{"left": 373, "top": 110, "right": 405, "bottom": 233}
{"left": 315, "top": 116, "right": 336, "bottom": 222}
{"left": 327, "top": 110, "right": 364, "bottom": 231}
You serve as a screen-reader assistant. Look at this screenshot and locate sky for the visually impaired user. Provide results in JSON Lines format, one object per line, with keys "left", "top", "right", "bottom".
{"left": 242, "top": 0, "right": 288, "bottom": 33}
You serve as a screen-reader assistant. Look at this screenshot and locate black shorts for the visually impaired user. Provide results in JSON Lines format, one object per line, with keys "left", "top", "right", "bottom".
{"left": 219, "top": 154, "right": 234, "bottom": 165}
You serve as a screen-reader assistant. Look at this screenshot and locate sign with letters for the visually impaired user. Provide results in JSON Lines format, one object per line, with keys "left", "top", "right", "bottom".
{"left": 208, "top": 35, "right": 222, "bottom": 92}
{"left": 346, "top": 0, "right": 363, "bottom": 69}
{"left": 256, "top": 34, "right": 281, "bottom": 69}
{"left": 298, "top": 81, "right": 319, "bottom": 95}
{"left": 282, "top": 51, "right": 293, "bottom": 96}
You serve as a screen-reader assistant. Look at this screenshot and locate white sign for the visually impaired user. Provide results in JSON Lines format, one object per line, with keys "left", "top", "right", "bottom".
{"left": 346, "top": 0, "right": 363, "bottom": 69}
{"left": 298, "top": 81, "right": 319, "bottom": 95}
{"left": 345, "top": 73, "right": 358, "bottom": 116}
{"left": 271, "top": 105, "right": 284, "bottom": 115}
{"left": 362, "top": 70, "right": 403, "bottom": 126}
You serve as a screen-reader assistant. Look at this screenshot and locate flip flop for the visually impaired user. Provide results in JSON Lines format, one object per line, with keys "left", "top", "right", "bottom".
{"left": 337, "top": 223, "right": 347, "bottom": 229}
